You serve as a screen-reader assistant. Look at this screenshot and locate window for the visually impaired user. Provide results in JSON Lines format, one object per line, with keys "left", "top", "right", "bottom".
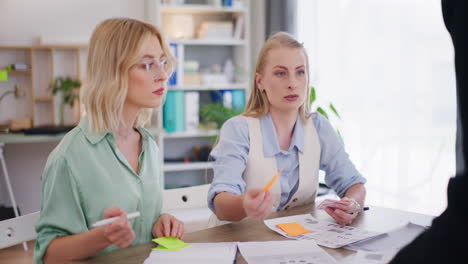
{"left": 297, "top": 0, "right": 456, "bottom": 215}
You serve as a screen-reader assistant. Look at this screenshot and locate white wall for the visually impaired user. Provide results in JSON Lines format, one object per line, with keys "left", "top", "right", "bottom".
{"left": 249, "top": 0, "right": 265, "bottom": 68}
{"left": 0, "top": 0, "right": 147, "bottom": 214}
{"left": 0, "top": 0, "right": 147, "bottom": 46}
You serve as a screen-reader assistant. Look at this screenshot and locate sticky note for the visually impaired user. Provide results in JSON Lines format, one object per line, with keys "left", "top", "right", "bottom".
{"left": 277, "top": 222, "right": 311, "bottom": 236}
{"left": 0, "top": 70, "right": 8, "bottom": 81}
{"left": 152, "top": 237, "right": 191, "bottom": 251}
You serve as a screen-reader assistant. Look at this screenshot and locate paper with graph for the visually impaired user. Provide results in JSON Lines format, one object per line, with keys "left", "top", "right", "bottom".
{"left": 264, "top": 214, "right": 382, "bottom": 248}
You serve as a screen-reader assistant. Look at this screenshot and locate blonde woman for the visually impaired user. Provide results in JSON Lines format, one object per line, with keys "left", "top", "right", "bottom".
{"left": 208, "top": 32, "right": 366, "bottom": 226}
{"left": 34, "top": 18, "right": 184, "bottom": 263}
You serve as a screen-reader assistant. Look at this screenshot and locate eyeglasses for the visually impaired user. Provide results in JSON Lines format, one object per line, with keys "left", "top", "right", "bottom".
{"left": 135, "top": 58, "right": 173, "bottom": 78}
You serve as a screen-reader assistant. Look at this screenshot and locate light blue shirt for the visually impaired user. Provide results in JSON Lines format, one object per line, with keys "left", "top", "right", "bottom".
{"left": 208, "top": 112, "right": 366, "bottom": 213}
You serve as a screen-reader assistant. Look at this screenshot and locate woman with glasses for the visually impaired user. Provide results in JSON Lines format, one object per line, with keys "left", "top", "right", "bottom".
{"left": 34, "top": 18, "right": 184, "bottom": 264}
{"left": 208, "top": 32, "right": 366, "bottom": 226}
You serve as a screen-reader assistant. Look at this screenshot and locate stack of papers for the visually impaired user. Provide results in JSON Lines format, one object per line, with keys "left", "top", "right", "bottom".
{"left": 264, "top": 214, "right": 382, "bottom": 248}
{"left": 238, "top": 240, "right": 337, "bottom": 264}
{"left": 345, "top": 250, "right": 397, "bottom": 264}
{"left": 143, "top": 242, "right": 238, "bottom": 264}
{"left": 345, "top": 222, "right": 427, "bottom": 252}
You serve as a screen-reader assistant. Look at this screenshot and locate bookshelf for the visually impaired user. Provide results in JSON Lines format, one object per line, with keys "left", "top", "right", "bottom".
{"left": 148, "top": 0, "right": 251, "bottom": 188}
{"left": 0, "top": 45, "right": 87, "bottom": 128}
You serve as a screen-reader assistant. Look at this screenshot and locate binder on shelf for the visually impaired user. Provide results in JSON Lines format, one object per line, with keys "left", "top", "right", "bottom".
{"left": 233, "top": 15, "right": 244, "bottom": 40}
{"left": 222, "top": 0, "right": 233, "bottom": 7}
{"left": 163, "top": 90, "right": 185, "bottom": 133}
{"left": 222, "top": 90, "right": 232, "bottom": 108}
{"left": 169, "top": 43, "right": 177, "bottom": 86}
{"left": 210, "top": 90, "right": 241, "bottom": 110}
{"left": 185, "top": 91, "right": 199, "bottom": 131}
{"left": 232, "top": 90, "right": 245, "bottom": 112}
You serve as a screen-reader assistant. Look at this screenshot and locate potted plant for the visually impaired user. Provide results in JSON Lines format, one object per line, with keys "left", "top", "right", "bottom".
{"left": 310, "top": 85, "right": 343, "bottom": 139}
{"left": 51, "top": 77, "right": 81, "bottom": 126}
{"left": 200, "top": 103, "right": 242, "bottom": 129}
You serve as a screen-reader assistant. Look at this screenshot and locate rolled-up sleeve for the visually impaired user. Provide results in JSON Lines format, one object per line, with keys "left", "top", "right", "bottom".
{"left": 314, "top": 113, "right": 366, "bottom": 197}
{"left": 207, "top": 116, "right": 250, "bottom": 213}
{"left": 34, "top": 157, "right": 88, "bottom": 264}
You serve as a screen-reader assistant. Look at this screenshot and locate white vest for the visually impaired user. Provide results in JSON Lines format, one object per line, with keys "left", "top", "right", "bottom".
{"left": 208, "top": 115, "right": 321, "bottom": 227}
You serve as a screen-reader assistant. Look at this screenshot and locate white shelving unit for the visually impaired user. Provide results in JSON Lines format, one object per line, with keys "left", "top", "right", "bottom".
{"left": 162, "top": 129, "right": 219, "bottom": 139}
{"left": 0, "top": 46, "right": 86, "bottom": 127}
{"left": 163, "top": 161, "right": 214, "bottom": 172}
{"left": 171, "top": 38, "right": 246, "bottom": 45}
{"left": 169, "top": 82, "right": 247, "bottom": 91}
{"left": 161, "top": 4, "right": 245, "bottom": 14}
{"left": 148, "top": 0, "right": 251, "bottom": 188}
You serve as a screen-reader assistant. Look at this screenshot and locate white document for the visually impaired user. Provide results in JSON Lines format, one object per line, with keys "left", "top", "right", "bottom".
{"left": 345, "top": 250, "right": 397, "bottom": 264}
{"left": 143, "top": 242, "right": 238, "bottom": 264}
{"left": 264, "top": 214, "right": 382, "bottom": 249}
{"left": 184, "top": 91, "right": 199, "bottom": 131}
{"left": 345, "top": 222, "right": 427, "bottom": 252}
{"left": 238, "top": 240, "right": 337, "bottom": 264}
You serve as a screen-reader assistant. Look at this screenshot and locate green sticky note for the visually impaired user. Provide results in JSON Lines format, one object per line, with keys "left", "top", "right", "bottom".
{"left": 0, "top": 70, "right": 8, "bottom": 81}
{"left": 152, "top": 237, "right": 191, "bottom": 251}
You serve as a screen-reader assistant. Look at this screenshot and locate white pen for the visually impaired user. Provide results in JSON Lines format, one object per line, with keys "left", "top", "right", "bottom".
{"left": 91, "top": 211, "right": 141, "bottom": 228}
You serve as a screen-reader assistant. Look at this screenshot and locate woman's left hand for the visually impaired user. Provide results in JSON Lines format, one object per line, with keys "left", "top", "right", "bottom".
{"left": 324, "top": 198, "right": 359, "bottom": 226}
{"left": 152, "top": 214, "right": 185, "bottom": 239}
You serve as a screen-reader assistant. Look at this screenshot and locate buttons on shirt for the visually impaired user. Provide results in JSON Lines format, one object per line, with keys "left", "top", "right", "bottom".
{"left": 284, "top": 205, "right": 290, "bottom": 210}
{"left": 292, "top": 198, "right": 298, "bottom": 202}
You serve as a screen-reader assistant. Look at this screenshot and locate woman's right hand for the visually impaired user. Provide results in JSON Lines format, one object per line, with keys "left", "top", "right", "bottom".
{"left": 242, "top": 189, "right": 274, "bottom": 220}
{"left": 101, "top": 206, "right": 136, "bottom": 249}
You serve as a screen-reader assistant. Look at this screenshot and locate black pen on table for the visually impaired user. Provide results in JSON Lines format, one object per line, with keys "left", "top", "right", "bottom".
{"left": 350, "top": 206, "right": 370, "bottom": 215}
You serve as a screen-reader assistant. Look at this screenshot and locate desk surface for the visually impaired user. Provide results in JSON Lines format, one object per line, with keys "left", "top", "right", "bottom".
{"left": 72, "top": 205, "right": 434, "bottom": 264}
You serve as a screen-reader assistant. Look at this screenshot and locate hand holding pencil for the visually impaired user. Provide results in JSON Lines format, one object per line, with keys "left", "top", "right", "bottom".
{"left": 99, "top": 206, "right": 136, "bottom": 249}
{"left": 243, "top": 169, "right": 282, "bottom": 220}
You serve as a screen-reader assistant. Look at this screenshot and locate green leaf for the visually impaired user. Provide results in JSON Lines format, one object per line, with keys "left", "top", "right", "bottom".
{"left": 316, "top": 107, "right": 329, "bottom": 119}
{"left": 329, "top": 103, "right": 341, "bottom": 119}
{"left": 200, "top": 103, "right": 240, "bottom": 129}
{"left": 309, "top": 86, "right": 316, "bottom": 105}
{"left": 336, "top": 129, "right": 344, "bottom": 144}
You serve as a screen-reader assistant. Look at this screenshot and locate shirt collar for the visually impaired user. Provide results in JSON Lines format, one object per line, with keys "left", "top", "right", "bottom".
{"left": 79, "top": 116, "right": 109, "bottom": 145}
{"left": 260, "top": 112, "right": 304, "bottom": 157}
{"left": 79, "top": 116, "right": 154, "bottom": 145}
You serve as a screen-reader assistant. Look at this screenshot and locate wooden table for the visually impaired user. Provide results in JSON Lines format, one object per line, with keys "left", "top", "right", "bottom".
{"left": 72, "top": 205, "right": 434, "bottom": 264}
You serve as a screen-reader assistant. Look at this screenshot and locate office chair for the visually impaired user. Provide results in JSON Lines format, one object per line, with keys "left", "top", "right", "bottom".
{"left": 0, "top": 211, "right": 40, "bottom": 251}
{"left": 162, "top": 184, "right": 212, "bottom": 233}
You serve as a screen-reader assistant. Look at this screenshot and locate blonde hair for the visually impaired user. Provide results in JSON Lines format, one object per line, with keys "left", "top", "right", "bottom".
{"left": 243, "top": 32, "right": 311, "bottom": 120}
{"left": 81, "top": 17, "right": 175, "bottom": 133}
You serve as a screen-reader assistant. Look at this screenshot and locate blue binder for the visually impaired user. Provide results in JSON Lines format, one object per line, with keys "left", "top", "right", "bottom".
{"left": 169, "top": 43, "right": 177, "bottom": 86}
{"left": 163, "top": 90, "right": 185, "bottom": 132}
{"left": 232, "top": 90, "right": 245, "bottom": 112}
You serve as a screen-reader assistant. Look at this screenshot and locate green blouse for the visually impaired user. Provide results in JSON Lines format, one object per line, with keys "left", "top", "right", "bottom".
{"left": 34, "top": 117, "right": 163, "bottom": 264}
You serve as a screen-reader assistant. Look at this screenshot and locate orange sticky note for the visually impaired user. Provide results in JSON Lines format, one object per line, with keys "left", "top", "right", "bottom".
{"left": 277, "top": 222, "right": 311, "bottom": 236}
{"left": 262, "top": 168, "right": 283, "bottom": 192}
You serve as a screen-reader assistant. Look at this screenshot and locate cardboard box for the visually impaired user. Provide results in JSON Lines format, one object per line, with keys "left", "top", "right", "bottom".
{"left": 9, "top": 118, "right": 32, "bottom": 131}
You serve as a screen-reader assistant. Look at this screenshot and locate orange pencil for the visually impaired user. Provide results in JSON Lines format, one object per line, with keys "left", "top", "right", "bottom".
{"left": 262, "top": 168, "right": 283, "bottom": 192}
